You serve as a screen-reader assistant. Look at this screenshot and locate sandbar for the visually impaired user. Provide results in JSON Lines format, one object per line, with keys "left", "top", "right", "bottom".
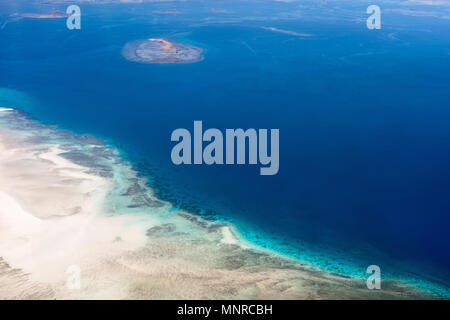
{"left": 262, "top": 26, "right": 313, "bottom": 37}
{"left": 18, "top": 11, "right": 69, "bottom": 19}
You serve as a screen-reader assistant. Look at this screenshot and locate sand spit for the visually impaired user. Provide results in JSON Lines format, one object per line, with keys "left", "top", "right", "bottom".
{"left": 0, "top": 108, "right": 434, "bottom": 299}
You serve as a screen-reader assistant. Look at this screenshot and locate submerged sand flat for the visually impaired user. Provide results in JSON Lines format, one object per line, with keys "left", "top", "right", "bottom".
{"left": 122, "top": 38, "right": 204, "bottom": 64}
{"left": 0, "top": 108, "right": 434, "bottom": 299}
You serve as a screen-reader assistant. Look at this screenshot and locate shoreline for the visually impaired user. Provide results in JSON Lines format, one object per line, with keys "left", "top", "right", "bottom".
{"left": 119, "top": 138, "right": 450, "bottom": 299}
{"left": 0, "top": 106, "right": 438, "bottom": 299}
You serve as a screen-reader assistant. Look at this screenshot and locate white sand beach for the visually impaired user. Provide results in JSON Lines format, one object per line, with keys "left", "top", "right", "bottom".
{"left": 0, "top": 108, "right": 434, "bottom": 299}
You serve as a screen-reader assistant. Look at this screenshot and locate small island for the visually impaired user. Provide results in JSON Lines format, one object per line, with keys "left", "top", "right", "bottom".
{"left": 122, "top": 38, "right": 204, "bottom": 64}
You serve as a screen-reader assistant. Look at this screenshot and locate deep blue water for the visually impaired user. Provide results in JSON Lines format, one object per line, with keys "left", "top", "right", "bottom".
{"left": 1, "top": 1, "right": 450, "bottom": 296}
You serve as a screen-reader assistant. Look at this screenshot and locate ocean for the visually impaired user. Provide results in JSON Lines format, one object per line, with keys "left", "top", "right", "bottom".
{"left": 1, "top": 0, "right": 449, "bottom": 296}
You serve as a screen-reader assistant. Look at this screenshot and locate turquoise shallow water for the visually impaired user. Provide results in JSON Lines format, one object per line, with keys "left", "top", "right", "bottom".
{"left": 1, "top": 0, "right": 450, "bottom": 297}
